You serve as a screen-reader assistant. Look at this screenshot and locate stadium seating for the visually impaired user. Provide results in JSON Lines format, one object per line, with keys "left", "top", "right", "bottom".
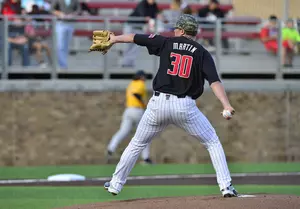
{"left": 85, "top": 2, "right": 233, "bottom": 12}
{"left": 78, "top": 1, "right": 261, "bottom": 54}
{"left": 33, "top": 1, "right": 261, "bottom": 46}
{"left": 6, "top": 1, "right": 286, "bottom": 81}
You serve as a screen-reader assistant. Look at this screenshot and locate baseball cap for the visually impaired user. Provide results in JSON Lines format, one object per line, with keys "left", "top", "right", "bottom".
{"left": 174, "top": 14, "right": 199, "bottom": 36}
{"left": 135, "top": 70, "right": 146, "bottom": 77}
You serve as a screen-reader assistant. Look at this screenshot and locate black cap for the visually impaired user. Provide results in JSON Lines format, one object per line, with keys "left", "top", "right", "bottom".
{"left": 136, "top": 70, "right": 145, "bottom": 77}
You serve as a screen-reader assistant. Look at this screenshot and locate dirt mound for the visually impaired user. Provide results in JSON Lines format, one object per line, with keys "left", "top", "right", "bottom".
{"left": 57, "top": 195, "right": 300, "bottom": 209}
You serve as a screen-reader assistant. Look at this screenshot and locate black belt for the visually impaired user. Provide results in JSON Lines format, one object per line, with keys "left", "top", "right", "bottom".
{"left": 154, "top": 91, "right": 186, "bottom": 98}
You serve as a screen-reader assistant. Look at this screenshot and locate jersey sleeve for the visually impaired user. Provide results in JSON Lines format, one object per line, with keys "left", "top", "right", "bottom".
{"left": 134, "top": 34, "right": 167, "bottom": 56}
{"left": 202, "top": 50, "right": 221, "bottom": 85}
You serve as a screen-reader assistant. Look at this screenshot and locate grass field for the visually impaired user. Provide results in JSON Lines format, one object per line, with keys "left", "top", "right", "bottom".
{"left": 1, "top": 162, "right": 300, "bottom": 179}
{"left": 1, "top": 163, "right": 300, "bottom": 209}
{"left": 2, "top": 185, "right": 300, "bottom": 209}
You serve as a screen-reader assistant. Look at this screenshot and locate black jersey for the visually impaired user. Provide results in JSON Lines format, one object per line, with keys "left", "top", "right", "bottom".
{"left": 134, "top": 34, "right": 221, "bottom": 100}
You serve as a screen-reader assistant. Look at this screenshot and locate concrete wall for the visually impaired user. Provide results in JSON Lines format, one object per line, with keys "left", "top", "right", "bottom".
{"left": 232, "top": 0, "right": 299, "bottom": 19}
{"left": 1, "top": 91, "right": 300, "bottom": 166}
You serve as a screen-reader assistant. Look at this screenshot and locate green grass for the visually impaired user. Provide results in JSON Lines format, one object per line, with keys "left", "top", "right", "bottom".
{"left": 1, "top": 185, "right": 300, "bottom": 209}
{"left": 1, "top": 163, "right": 300, "bottom": 180}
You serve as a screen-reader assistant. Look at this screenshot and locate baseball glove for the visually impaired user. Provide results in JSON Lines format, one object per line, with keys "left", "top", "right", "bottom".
{"left": 89, "top": 30, "right": 114, "bottom": 54}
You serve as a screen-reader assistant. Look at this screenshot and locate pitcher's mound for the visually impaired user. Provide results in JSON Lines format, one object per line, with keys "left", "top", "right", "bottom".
{"left": 58, "top": 195, "right": 300, "bottom": 209}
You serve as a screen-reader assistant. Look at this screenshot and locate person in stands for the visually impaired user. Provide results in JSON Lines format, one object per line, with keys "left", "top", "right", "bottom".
{"left": 198, "top": 0, "right": 229, "bottom": 52}
{"left": 119, "top": 0, "right": 160, "bottom": 68}
{"left": 260, "top": 15, "right": 299, "bottom": 68}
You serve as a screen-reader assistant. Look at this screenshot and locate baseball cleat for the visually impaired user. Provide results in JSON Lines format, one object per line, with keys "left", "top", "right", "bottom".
{"left": 104, "top": 182, "right": 110, "bottom": 190}
{"left": 221, "top": 184, "right": 238, "bottom": 198}
{"left": 142, "top": 158, "right": 154, "bottom": 165}
{"left": 104, "top": 182, "right": 119, "bottom": 196}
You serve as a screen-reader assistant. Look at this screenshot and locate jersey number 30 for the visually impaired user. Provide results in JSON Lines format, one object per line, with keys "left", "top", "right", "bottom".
{"left": 167, "top": 52, "right": 193, "bottom": 78}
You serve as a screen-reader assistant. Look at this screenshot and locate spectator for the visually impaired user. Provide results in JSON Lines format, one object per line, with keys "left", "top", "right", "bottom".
{"left": 157, "top": 1, "right": 194, "bottom": 32}
{"left": 119, "top": 0, "right": 159, "bottom": 68}
{"left": 260, "top": 15, "right": 297, "bottom": 68}
{"left": 8, "top": 16, "right": 30, "bottom": 67}
{"left": 26, "top": 4, "right": 52, "bottom": 68}
{"left": 28, "top": 4, "right": 49, "bottom": 21}
{"left": 1, "top": 0, "right": 30, "bottom": 67}
{"left": 1, "top": 0, "right": 21, "bottom": 16}
{"left": 260, "top": 15, "right": 279, "bottom": 54}
{"left": 281, "top": 19, "right": 300, "bottom": 67}
{"left": 159, "top": 0, "right": 182, "bottom": 31}
{"left": 198, "top": 0, "right": 229, "bottom": 52}
{"left": 51, "top": 0, "right": 81, "bottom": 70}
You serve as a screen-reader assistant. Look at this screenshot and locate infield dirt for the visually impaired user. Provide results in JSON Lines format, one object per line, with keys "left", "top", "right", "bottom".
{"left": 56, "top": 195, "right": 300, "bottom": 209}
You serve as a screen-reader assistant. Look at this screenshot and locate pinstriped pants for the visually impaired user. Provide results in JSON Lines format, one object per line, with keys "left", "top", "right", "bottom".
{"left": 110, "top": 92, "right": 232, "bottom": 192}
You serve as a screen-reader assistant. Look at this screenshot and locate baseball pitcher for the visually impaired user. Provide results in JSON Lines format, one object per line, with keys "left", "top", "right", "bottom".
{"left": 106, "top": 70, "right": 153, "bottom": 165}
{"left": 90, "top": 14, "right": 238, "bottom": 198}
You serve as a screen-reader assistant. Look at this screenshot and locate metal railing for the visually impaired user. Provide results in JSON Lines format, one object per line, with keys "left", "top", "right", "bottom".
{"left": 0, "top": 14, "right": 299, "bottom": 80}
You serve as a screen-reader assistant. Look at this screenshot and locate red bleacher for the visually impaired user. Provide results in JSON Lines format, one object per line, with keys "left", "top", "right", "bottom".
{"left": 65, "top": 16, "right": 261, "bottom": 25}
{"left": 85, "top": 2, "right": 233, "bottom": 12}
{"left": 79, "top": 1, "right": 261, "bottom": 39}
{"left": 81, "top": 1, "right": 260, "bottom": 25}
{"left": 35, "top": 1, "right": 261, "bottom": 41}
{"left": 73, "top": 30, "right": 259, "bottom": 39}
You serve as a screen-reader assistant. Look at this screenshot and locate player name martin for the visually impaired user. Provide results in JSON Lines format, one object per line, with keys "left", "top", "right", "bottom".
{"left": 173, "top": 43, "right": 197, "bottom": 53}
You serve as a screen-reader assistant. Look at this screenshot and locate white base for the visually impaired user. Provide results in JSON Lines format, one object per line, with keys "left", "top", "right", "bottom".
{"left": 47, "top": 174, "right": 86, "bottom": 182}
{"left": 238, "top": 194, "right": 257, "bottom": 198}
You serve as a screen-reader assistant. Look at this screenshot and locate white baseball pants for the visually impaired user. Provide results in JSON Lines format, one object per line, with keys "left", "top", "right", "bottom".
{"left": 110, "top": 92, "right": 232, "bottom": 192}
{"left": 107, "top": 107, "right": 151, "bottom": 160}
